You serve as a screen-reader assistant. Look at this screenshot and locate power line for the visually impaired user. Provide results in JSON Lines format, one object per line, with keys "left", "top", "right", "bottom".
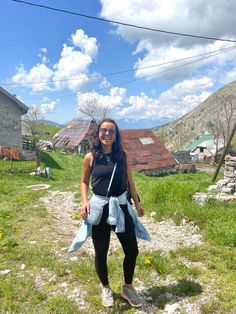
{"left": 17, "top": 45, "right": 235, "bottom": 101}
{"left": 115, "top": 47, "right": 231, "bottom": 86}
{"left": 2, "top": 45, "right": 236, "bottom": 87}
{"left": 10, "top": 0, "right": 236, "bottom": 43}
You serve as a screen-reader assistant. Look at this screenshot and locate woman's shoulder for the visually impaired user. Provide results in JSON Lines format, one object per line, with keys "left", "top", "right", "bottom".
{"left": 84, "top": 152, "right": 93, "bottom": 158}
{"left": 83, "top": 152, "right": 93, "bottom": 167}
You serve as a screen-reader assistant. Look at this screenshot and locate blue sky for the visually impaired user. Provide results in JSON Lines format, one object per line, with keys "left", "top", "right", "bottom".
{"left": 1, "top": 0, "right": 236, "bottom": 125}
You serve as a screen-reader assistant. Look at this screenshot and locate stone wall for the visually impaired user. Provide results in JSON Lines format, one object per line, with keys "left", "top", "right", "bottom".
{"left": 224, "top": 155, "right": 236, "bottom": 181}
{"left": 193, "top": 155, "right": 236, "bottom": 205}
{"left": 0, "top": 92, "right": 23, "bottom": 150}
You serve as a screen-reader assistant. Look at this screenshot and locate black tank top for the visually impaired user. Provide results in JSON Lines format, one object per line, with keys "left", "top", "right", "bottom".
{"left": 91, "top": 153, "right": 127, "bottom": 196}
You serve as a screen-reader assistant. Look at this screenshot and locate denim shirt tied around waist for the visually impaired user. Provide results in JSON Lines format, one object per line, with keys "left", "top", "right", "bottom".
{"left": 68, "top": 192, "right": 151, "bottom": 253}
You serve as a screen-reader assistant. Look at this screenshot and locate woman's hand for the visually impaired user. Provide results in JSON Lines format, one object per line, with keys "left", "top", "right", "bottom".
{"left": 80, "top": 201, "right": 90, "bottom": 220}
{"left": 135, "top": 203, "right": 145, "bottom": 217}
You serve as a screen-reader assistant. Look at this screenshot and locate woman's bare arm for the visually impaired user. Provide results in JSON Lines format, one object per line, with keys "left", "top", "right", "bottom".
{"left": 80, "top": 152, "right": 93, "bottom": 219}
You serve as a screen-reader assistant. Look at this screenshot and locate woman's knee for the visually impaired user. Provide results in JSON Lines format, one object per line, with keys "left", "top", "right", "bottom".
{"left": 124, "top": 245, "right": 139, "bottom": 259}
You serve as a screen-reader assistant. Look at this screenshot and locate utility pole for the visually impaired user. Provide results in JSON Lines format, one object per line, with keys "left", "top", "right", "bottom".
{"left": 212, "top": 120, "right": 236, "bottom": 182}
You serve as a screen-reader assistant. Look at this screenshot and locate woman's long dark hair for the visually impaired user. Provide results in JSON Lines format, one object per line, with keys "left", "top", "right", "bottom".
{"left": 92, "top": 118, "right": 124, "bottom": 162}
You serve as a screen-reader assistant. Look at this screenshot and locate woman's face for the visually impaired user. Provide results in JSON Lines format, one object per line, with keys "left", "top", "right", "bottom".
{"left": 98, "top": 121, "right": 116, "bottom": 149}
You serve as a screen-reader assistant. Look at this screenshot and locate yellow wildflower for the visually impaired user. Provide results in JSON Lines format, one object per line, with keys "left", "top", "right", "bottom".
{"left": 144, "top": 257, "right": 152, "bottom": 265}
{"left": 74, "top": 211, "right": 81, "bottom": 220}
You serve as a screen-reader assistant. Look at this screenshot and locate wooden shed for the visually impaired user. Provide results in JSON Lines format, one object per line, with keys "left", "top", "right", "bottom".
{"left": 52, "top": 119, "right": 97, "bottom": 154}
{"left": 121, "top": 129, "right": 176, "bottom": 175}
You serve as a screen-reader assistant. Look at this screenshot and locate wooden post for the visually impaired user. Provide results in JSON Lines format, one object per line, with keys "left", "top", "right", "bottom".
{"left": 212, "top": 120, "right": 236, "bottom": 182}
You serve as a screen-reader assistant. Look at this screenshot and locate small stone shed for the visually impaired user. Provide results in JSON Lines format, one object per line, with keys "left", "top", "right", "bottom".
{"left": 121, "top": 129, "right": 176, "bottom": 175}
{"left": 0, "top": 86, "right": 28, "bottom": 152}
{"left": 52, "top": 119, "right": 97, "bottom": 154}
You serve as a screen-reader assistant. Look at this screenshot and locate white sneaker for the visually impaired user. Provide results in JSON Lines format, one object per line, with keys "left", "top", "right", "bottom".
{"left": 102, "top": 287, "right": 114, "bottom": 307}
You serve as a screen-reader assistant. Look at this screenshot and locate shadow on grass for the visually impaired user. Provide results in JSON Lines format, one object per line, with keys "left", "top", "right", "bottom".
{"left": 110, "top": 279, "right": 203, "bottom": 313}
{"left": 147, "top": 279, "right": 203, "bottom": 309}
{"left": 41, "top": 152, "right": 63, "bottom": 170}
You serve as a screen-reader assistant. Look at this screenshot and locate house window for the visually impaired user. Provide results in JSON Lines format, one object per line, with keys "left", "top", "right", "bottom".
{"left": 139, "top": 137, "right": 154, "bottom": 145}
{"left": 199, "top": 147, "right": 204, "bottom": 153}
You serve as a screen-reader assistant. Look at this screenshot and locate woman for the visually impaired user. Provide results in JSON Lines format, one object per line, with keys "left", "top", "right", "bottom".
{"left": 79, "top": 118, "right": 148, "bottom": 308}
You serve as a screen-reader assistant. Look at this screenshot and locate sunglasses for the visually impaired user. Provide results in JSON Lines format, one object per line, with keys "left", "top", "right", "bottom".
{"left": 99, "top": 128, "right": 116, "bottom": 135}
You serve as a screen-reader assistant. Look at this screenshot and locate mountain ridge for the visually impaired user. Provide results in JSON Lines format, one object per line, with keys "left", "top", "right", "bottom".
{"left": 153, "top": 80, "right": 236, "bottom": 150}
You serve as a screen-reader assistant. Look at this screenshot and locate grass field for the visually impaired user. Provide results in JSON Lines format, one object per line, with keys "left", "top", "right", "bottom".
{"left": 0, "top": 151, "right": 236, "bottom": 313}
{"left": 37, "top": 123, "right": 61, "bottom": 141}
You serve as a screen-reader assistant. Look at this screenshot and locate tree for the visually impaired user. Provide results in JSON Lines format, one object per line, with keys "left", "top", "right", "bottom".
{"left": 22, "top": 105, "right": 45, "bottom": 166}
{"left": 208, "top": 95, "right": 236, "bottom": 150}
{"left": 77, "top": 92, "right": 110, "bottom": 123}
{"left": 22, "top": 105, "right": 45, "bottom": 137}
{"left": 218, "top": 95, "right": 236, "bottom": 146}
{"left": 207, "top": 114, "right": 222, "bottom": 159}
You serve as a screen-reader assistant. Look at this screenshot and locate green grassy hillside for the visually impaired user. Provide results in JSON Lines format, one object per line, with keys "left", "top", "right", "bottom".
{"left": 37, "top": 123, "right": 61, "bottom": 140}
{"left": 0, "top": 151, "right": 236, "bottom": 313}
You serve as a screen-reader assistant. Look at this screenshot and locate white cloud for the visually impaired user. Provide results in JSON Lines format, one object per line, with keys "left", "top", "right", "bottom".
{"left": 77, "top": 87, "right": 127, "bottom": 112}
{"left": 53, "top": 44, "right": 92, "bottom": 91}
{"left": 12, "top": 63, "right": 53, "bottom": 92}
{"left": 53, "top": 29, "right": 99, "bottom": 91}
{"left": 89, "top": 77, "right": 213, "bottom": 120}
{"left": 51, "top": 29, "right": 98, "bottom": 91}
{"left": 37, "top": 48, "right": 48, "bottom": 63}
{"left": 160, "top": 77, "right": 213, "bottom": 99}
{"left": 158, "top": 77, "right": 213, "bottom": 117}
{"left": 71, "top": 29, "right": 98, "bottom": 58}
{"left": 133, "top": 41, "right": 236, "bottom": 81}
{"left": 40, "top": 101, "right": 57, "bottom": 114}
{"left": 100, "top": 0, "right": 236, "bottom": 81}
{"left": 118, "top": 92, "right": 161, "bottom": 119}
{"left": 100, "top": 0, "right": 236, "bottom": 43}
{"left": 11, "top": 29, "right": 100, "bottom": 93}
{"left": 99, "top": 77, "right": 111, "bottom": 89}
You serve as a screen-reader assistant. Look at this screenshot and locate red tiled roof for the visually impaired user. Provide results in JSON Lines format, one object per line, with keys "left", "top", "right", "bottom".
{"left": 121, "top": 129, "right": 176, "bottom": 172}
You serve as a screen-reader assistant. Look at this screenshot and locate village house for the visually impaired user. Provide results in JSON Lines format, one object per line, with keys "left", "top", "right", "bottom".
{"left": 121, "top": 129, "right": 176, "bottom": 175}
{"left": 52, "top": 119, "right": 97, "bottom": 154}
{"left": 0, "top": 86, "right": 28, "bottom": 155}
{"left": 185, "top": 134, "right": 224, "bottom": 162}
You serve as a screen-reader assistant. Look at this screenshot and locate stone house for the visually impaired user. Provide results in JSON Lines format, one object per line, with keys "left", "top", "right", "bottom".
{"left": 0, "top": 86, "right": 29, "bottom": 152}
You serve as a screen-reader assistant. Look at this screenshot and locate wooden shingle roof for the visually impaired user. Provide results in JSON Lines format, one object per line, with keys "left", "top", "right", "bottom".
{"left": 52, "top": 120, "right": 97, "bottom": 150}
{"left": 121, "top": 129, "right": 176, "bottom": 172}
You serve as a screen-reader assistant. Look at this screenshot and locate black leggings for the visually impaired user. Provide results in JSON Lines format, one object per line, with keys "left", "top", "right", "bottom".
{"left": 91, "top": 204, "right": 139, "bottom": 286}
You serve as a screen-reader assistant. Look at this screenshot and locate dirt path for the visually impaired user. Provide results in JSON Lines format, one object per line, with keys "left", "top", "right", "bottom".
{"left": 40, "top": 190, "right": 203, "bottom": 254}
{"left": 40, "top": 190, "right": 213, "bottom": 314}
